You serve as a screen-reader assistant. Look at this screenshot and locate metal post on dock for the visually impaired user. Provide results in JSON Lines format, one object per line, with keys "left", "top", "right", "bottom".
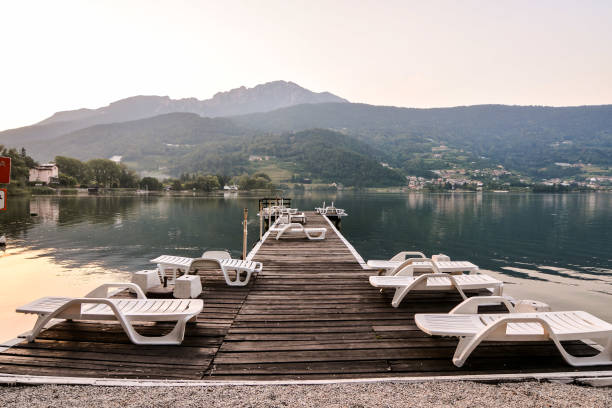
{"left": 242, "top": 207, "right": 248, "bottom": 260}
{"left": 259, "top": 201, "right": 263, "bottom": 240}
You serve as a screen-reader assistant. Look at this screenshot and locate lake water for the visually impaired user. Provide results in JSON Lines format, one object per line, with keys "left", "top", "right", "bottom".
{"left": 1, "top": 192, "right": 611, "bottom": 340}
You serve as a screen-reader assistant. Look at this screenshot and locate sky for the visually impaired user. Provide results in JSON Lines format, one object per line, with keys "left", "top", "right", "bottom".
{"left": 1, "top": 0, "right": 611, "bottom": 130}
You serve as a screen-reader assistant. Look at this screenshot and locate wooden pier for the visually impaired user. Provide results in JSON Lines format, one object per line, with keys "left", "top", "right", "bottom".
{"left": 0, "top": 212, "right": 610, "bottom": 382}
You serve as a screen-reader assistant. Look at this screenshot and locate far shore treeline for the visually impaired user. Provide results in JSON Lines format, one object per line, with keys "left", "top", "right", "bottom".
{"left": 0, "top": 145, "right": 273, "bottom": 194}
{"left": 0, "top": 142, "right": 604, "bottom": 194}
{"left": 53, "top": 155, "right": 273, "bottom": 192}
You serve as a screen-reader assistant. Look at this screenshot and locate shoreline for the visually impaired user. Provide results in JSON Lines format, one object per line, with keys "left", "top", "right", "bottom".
{"left": 14, "top": 188, "right": 612, "bottom": 197}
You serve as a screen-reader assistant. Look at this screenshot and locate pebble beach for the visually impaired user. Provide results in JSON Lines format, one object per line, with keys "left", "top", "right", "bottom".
{"left": 1, "top": 381, "right": 611, "bottom": 408}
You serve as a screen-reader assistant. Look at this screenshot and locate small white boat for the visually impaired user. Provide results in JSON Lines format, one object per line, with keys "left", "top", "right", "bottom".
{"left": 0, "top": 235, "right": 6, "bottom": 246}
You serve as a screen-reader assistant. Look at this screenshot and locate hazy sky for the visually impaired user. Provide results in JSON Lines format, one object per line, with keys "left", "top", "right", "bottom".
{"left": 1, "top": 0, "right": 611, "bottom": 130}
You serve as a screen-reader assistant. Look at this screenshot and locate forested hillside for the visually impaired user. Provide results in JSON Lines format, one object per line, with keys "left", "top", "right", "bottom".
{"left": 247, "top": 130, "right": 406, "bottom": 187}
{"left": 234, "top": 103, "right": 612, "bottom": 176}
{"left": 35, "top": 113, "right": 247, "bottom": 172}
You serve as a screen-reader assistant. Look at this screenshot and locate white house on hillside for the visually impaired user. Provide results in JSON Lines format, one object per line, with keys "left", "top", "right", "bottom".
{"left": 29, "top": 163, "right": 59, "bottom": 184}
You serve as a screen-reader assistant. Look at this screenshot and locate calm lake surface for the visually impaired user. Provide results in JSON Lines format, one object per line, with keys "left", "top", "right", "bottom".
{"left": 1, "top": 192, "right": 611, "bottom": 339}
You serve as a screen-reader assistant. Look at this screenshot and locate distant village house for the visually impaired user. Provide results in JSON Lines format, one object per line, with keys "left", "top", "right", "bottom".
{"left": 29, "top": 163, "right": 59, "bottom": 184}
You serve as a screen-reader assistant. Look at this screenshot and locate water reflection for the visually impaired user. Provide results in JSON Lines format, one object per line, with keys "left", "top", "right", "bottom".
{"left": 3, "top": 193, "right": 611, "bottom": 276}
{"left": 323, "top": 192, "right": 612, "bottom": 277}
{"left": 1, "top": 196, "right": 275, "bottom": 271}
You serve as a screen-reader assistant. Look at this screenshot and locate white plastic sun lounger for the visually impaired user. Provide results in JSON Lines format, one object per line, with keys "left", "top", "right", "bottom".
{"left": 151, "top": 253, "right": 262, "bottom": 286}
{"left": 16, "top": 283, "right": 203, "bottom": 345}
{"left": 415, "top": 296, "right": 612, "bottom": 367}
{"left": 369, "top": 273, "right": 503, "bottom": 307}
{"left": 367, "top": 251, "right": 427, "bottom": 274}
{"left": 367, "top": 253, "right": 478, "bottom": 276}
{"left": 278, "top": 212, "right": 307, "bottom": 224}
{"left": 270, "top": 222, "right": 326, "bottom": 240}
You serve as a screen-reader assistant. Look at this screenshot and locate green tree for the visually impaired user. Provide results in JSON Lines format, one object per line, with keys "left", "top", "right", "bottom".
{"left": 58, "top": 174, "right": 77, "bottom": 186}
{"left": 215, "top": 174, "right": 232, "bottom": 188}
{"left": 87, "top": 159, "right": 121, "bottom": 187}
{"left": 139, "top": 177, "right": 163, "bottom": 191}
{"left": 118, "top": 164, "right": 139, "bottom": 188}
{"left": 235, "top": 173, "right": 273, "bottom": 190}
{"left": 55, "top": 156, "right": 90, "bottom": 185}
{"left": 185, "top": 175, "right": 220, "bottom": 191}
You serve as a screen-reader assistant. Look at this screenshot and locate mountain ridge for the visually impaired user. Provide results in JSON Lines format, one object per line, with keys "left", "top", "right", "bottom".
{"left": 0, "top": 80, "right": 346, "bottom": 150}
{"left": 35, "top": 80, "right": 348, "bottom": 127}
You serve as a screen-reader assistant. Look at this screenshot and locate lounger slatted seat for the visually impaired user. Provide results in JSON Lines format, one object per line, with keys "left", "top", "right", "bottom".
{"left": 369, "top": 273, "right": 503, "bottom": 307}
{"left": 16, "top": 283, "right": 203, "bottom": 345}
{"left": 278, "top": 208, "right": 307, "bottom": 224}
{"left": 367, "top": 252, "right": 478, "bottom": 276}
{"left": 151, "top": 253, "right": 262, "bottom": 286}
{"left": 415, "top": 296, "right": 612, "bottom": 367}
{"left": 269, "top": 222, "right": 326, "bottom": 240}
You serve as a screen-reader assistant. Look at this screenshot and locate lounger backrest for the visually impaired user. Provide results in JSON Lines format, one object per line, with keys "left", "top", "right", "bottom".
{"left": 189, "top": 258, "right": 220, "bottom": 272}
{"left": 202, "top": 250, "right": 231, "bottom": 260}
{"left": 432, "top": 254, "right": 450, "bottom": 262}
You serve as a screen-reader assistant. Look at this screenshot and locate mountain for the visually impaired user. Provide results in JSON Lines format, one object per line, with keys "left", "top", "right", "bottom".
{"left": 39, "top": 113, "right": 247, "bottom": 173}
{"left": 37, "top": 81, "right": 347, "bottom": 127}
{"left": 194, "top": 81, "right": 348, "bottom": 117}
{"left": 0, "top": 81, "right": 347, "bottom": 148}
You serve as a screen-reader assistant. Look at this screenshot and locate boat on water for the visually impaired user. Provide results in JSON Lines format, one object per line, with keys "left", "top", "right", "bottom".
{"left": 0, "top": 234, "right": 6, "bottom": 246}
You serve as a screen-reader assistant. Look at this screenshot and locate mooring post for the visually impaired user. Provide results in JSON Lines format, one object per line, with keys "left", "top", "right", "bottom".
{"left": 259, "top": 201, "right": 263, "bottom": 240}
{"left": 243, "top": 207, "right": 248, "bottom": 260}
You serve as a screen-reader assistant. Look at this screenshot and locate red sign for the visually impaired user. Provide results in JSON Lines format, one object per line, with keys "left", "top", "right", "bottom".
{"left": 0, "top": 157, "right": 10, "bottom": 184}
{"left": 0, "top": 188, "right": 6, "bottom": 211}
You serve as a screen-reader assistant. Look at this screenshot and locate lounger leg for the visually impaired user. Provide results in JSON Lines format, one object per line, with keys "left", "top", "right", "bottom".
{"left": 27, "top": 315, "right": 52, "bottom": 342}
{"left": 26, "top": 301, "right": 83, "bottom": 342}
{"left": 452, "top": 324, "right": 510, "bottom": 367}
{"left": 452, "top": 317, "right": 526, "bottom": 367}
{"left": 453, "top": 317, "right": 554, "bottom": 368}
{"left": 549, "top": 335, "right": 612, "bottom": 367}
{"left": 390, "top": 275, "right": 429, "bottom": 307}
{"left": 391, "top": 287, "right": 410, "bottom": 308}
{"left": 222, "top": 267, "right": 252, "bottom": 286}
{"left": 452, "top": 336, "right": 488, "bottom": 367}
{"left": 121, "top": 316, "right": 190, "bottom": 345}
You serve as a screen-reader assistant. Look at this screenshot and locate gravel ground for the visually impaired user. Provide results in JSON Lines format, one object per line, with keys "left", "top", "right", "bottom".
{"left": 0, "top": 381, "right": 611, "bottom": 408}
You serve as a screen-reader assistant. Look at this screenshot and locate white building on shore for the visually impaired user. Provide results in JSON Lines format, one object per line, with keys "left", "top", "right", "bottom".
{"left": 29, "top": 163, "right": 59, "bottom": 184}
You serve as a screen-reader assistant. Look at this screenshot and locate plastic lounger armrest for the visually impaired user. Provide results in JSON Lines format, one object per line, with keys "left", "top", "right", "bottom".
{"left": 449, "top": 296, "right": 516, "bottom": 314}
{"left": 393, "top": 258, "right": 433, "bottom": 276}
{"left": 85, "top": 283, "right": 147, "bottom": 299}
{"left": 389, "top": 251, "right": 427, "bottom": 262}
